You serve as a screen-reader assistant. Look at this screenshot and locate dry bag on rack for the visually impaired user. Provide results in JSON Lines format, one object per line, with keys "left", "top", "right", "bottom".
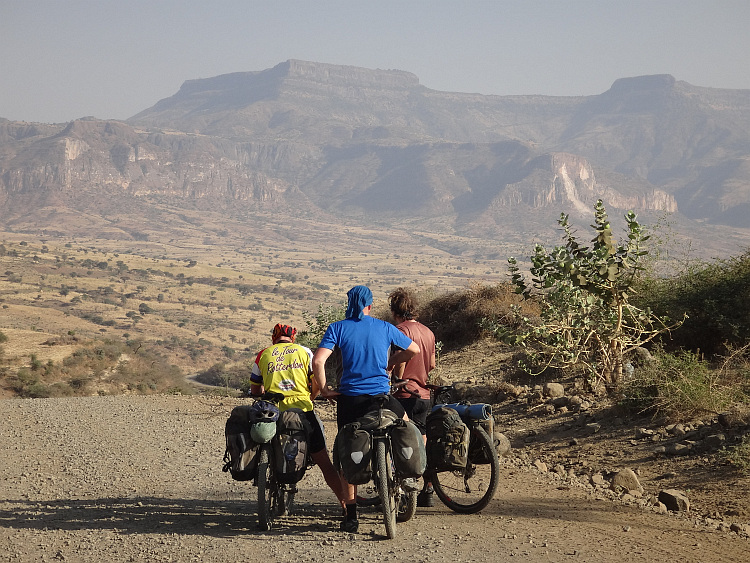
{"left": 425, "top": 406, "right": 470, "bottom": 472}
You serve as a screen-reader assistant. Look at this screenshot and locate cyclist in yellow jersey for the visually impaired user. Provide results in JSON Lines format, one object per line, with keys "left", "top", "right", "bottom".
{"left": 250, "top": 323, "right": 346, "bottom": 511}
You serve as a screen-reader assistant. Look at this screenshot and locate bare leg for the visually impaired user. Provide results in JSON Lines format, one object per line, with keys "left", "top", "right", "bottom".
{"left": 340, "top": 473, "right": 356, "bottom": 505}
{"left": 310, "top": 449, "right": 347, "bottom": 509}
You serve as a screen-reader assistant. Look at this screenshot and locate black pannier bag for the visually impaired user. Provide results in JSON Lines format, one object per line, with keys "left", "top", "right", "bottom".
{"left": 272, "top": 408, "right": 312, "bottom": 484}
{"left": 425, "top": 406, "right": 470, "bottom": 472}
{"left": 390, "top": 419, "right": 427, "bottom": 478}
{"left": 222, "top": 404, "right": 261, "bottom": 481}
{"left": 334, "top": 421, "right": 373, "bottom": 485}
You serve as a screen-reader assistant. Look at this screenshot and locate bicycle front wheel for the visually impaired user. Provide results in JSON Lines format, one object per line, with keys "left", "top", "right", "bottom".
{"left": 396, "top": 489, "right": 417, "bottom": 522}
{"left": 256, "top": 445, "right": 274, "bottom": 530}
{"left": 376, "top": 439, "right": 397, "bottom": 539}
{"left": 431, "top": 426, "right": 500, "bottom": 514}
{"left": 283, "top": 488, "right": 296, "bottom": 516}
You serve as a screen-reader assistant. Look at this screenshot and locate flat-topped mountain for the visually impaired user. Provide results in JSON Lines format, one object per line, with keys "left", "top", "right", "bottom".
{"left": 1, "top": 60, "right": 749, "bottom": 256}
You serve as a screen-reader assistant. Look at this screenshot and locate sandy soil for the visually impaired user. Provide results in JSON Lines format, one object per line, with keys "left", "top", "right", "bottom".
{"left": 0, "top": 394, "right": 747, "bottom": 563}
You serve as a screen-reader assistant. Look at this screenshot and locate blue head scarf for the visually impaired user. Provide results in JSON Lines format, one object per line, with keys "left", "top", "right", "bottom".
{"left": 345, "top": 285, "right": 373, "bottom": 320}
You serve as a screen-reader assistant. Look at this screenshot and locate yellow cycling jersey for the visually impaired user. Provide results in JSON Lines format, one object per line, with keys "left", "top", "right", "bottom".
{"left": 251, "top": 342, "right": 315, "bottom": 412}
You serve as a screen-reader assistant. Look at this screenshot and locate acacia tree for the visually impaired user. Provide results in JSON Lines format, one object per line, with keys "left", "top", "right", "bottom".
{"left": 491, "top": 200, "right": 683, "bottom": 390}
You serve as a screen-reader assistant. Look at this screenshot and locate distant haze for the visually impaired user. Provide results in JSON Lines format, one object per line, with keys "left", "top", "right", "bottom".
{"left": 1, "top": 0, "right": 749, "bottom": 124}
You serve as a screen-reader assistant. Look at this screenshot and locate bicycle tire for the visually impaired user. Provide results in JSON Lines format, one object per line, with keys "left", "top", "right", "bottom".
{"left": 256, "top": 445, "right": 273, "bottom": 530}
{"left": 272, "top": 489, "right": 287, "bottom": 518}
{"left": 431, "top": 425, "right": 500, "bottom": 514}
{"left": 376, "top": 439, "right": 397, "bottom": 539}
{"left": 356, "top": 484, "right": 381, "bottom": 507}
{"left": 396, "top": 489, "right": 417, "bottom": 522}
{"left": 434, "top": 390, "right": 454, "bottom": 405}
{"left": 283, "top": 489, "right": 295, "bottom": 516}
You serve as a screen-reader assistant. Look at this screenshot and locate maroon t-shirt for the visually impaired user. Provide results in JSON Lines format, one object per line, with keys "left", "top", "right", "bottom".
{"left": 394, "top": 320, "right": 435, "bottom": 400}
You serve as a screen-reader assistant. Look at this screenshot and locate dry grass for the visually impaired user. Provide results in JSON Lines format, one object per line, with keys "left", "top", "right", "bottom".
{"left": 419, "top": 282, "right": 538, "bottom": 349}
{"left": 0, "top": 229, "right": 510, "bottom": 397}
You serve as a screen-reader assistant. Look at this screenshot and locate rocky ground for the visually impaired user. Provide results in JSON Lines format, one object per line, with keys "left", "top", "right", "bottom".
{"left": 1, "top": 377, "right": 749, "bottom": 562}
{"left": 440, "top": 340, "right": 750, "bottom": 529}
{"left": 0, "top": 338, "right": 748, "bottom": 562}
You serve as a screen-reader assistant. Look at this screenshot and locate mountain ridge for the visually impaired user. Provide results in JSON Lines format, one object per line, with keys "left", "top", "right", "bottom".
{"left": 1, "top": 60, "right": 749, "bottom": 258}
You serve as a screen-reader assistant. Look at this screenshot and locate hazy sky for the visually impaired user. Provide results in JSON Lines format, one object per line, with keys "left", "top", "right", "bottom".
{"left": 2, "top": 0, "right": 749, "bottom": 124}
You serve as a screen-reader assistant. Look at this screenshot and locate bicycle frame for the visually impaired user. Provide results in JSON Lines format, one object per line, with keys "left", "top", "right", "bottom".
{"left": 252, "top": 391, "right": 311, "bottom": 530}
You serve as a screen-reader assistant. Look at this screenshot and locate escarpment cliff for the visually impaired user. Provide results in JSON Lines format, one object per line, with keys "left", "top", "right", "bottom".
{"left": 1, "top": 61, "right": 749, "bottom": 247}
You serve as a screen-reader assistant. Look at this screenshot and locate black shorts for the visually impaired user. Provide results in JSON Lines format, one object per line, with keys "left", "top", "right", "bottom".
{"left": 336, "top": 394, "right": 406, "bottom": 429}
{"left": 303, "top": 410, "right": 327, "bottom": 454}
{"left": 396, "top": 396, "right": 431, "bottom": 435}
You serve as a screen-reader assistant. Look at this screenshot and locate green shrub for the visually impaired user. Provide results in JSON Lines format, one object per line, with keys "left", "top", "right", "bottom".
{"left": 21, "top": 382, "right": 53, "bottom": 398}
{"left": 194, "top": 362, "right": 251, "bottom": 390}
{"left": 721, "top": 435, "right": 750, "bottom": 474}
{"left": 622, "top": 346, "right": 740, "bottom": 419}
{"left": 637, "top": 250, "right": 750, "bottom": 357}
{"left": 297, "top": 303, "right": 346, "bottom": 349}
{"left": 495, "top": 201, "right": 680, "bottom": 389}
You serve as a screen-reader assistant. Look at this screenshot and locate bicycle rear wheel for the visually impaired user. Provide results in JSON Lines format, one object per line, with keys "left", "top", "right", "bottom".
{"left": 431, "top": 426, "right": 499, "bottom": 514}
{"left": 356, "top": 483, "right": 381, "bottom": 507}
{"left": 283, "top": 488, "right": 296, "bottom": 516}
{"left": 396, "top": 489, "right": 417, "bottom": 522}
{"left": 376, "top": 439, "right": 397, "bottom": 539}
{"left": 256, "top": 445, "right": 274, "bottom": 530}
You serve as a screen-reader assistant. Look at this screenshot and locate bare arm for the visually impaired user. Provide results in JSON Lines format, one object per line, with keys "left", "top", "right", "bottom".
{"left": 387, "top": 341, "right": 420, "bottom": 372}
{"left": 309, "top": 370, "right": 320, "bottom": 400}
{"left": 312, "top": 347, "right": 338, "bottom": 398}
{"left": 428, "top": 343, "right": 436, "bottom": 372}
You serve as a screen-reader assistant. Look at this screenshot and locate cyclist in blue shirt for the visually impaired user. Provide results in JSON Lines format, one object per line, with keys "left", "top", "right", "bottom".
{"left": 313, "top": 285, "right": 419, "bottom": 533}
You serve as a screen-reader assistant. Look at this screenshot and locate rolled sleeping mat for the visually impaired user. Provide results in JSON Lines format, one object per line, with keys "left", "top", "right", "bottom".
{"left": 433, "top": 402, "right": 492, "bottom": 420}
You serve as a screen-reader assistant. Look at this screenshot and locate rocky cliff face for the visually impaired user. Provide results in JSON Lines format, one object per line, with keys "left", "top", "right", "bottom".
{"left": 1, "top": 61, "right": 748, "bottom": 238}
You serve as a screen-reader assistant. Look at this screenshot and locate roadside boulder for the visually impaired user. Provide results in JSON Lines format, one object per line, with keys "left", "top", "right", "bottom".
{"left": 610, "top": 468, "right": 644, "bottom": 495}
{"left": 658, "top": 489, "right": 690, "bottom": 512}
{"left": 495, "top": 432, "right": 512, "bottom": 456}
{"left": 543, "top": 382, "right": 565, "bottom": 398}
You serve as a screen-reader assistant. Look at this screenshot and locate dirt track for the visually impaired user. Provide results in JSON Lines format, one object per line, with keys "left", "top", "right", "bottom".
{"left": 0, "top": 395, "right": 747, "bottom": 562}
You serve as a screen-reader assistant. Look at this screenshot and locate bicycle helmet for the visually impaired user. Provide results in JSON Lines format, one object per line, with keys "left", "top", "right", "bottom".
{"left": 250, "top": 421, "right": 277, "bottom": 444}
{"left": 272, "top": 323, "right": 297, "bottom": 343}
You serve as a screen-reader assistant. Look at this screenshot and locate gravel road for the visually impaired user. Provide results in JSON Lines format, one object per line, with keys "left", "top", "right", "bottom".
{"left": 1, "top": 395, "right": 747, "bottom": 562}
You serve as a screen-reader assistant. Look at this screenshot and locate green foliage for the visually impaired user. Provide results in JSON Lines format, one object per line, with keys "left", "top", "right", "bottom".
{"left": 194, "top": 362, "right": 251, "bottom": 391}
{"left": 621, "top": 345, "right": 739, "bottom": 419}
{"left": 297, "top": 303, "right": 346, "bottom": 349}
{"left": 29, "top": 354, "right": 41, "bottom": 371}
{"left": 721, "top": 435, "right": 750, "bottom": 474}
{"left": 0, "top": 331, "right": 8, "bottom": 343}
{"left": 635, "top": 249, "right": 750, "bottom": 357}
{"left": 493, "top": 200, "right": 682, "bottom": 389}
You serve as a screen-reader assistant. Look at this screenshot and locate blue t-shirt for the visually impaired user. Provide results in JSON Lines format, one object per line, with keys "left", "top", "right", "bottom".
{"left": 319, "top": 316, "right": 413, "bottom": 396}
